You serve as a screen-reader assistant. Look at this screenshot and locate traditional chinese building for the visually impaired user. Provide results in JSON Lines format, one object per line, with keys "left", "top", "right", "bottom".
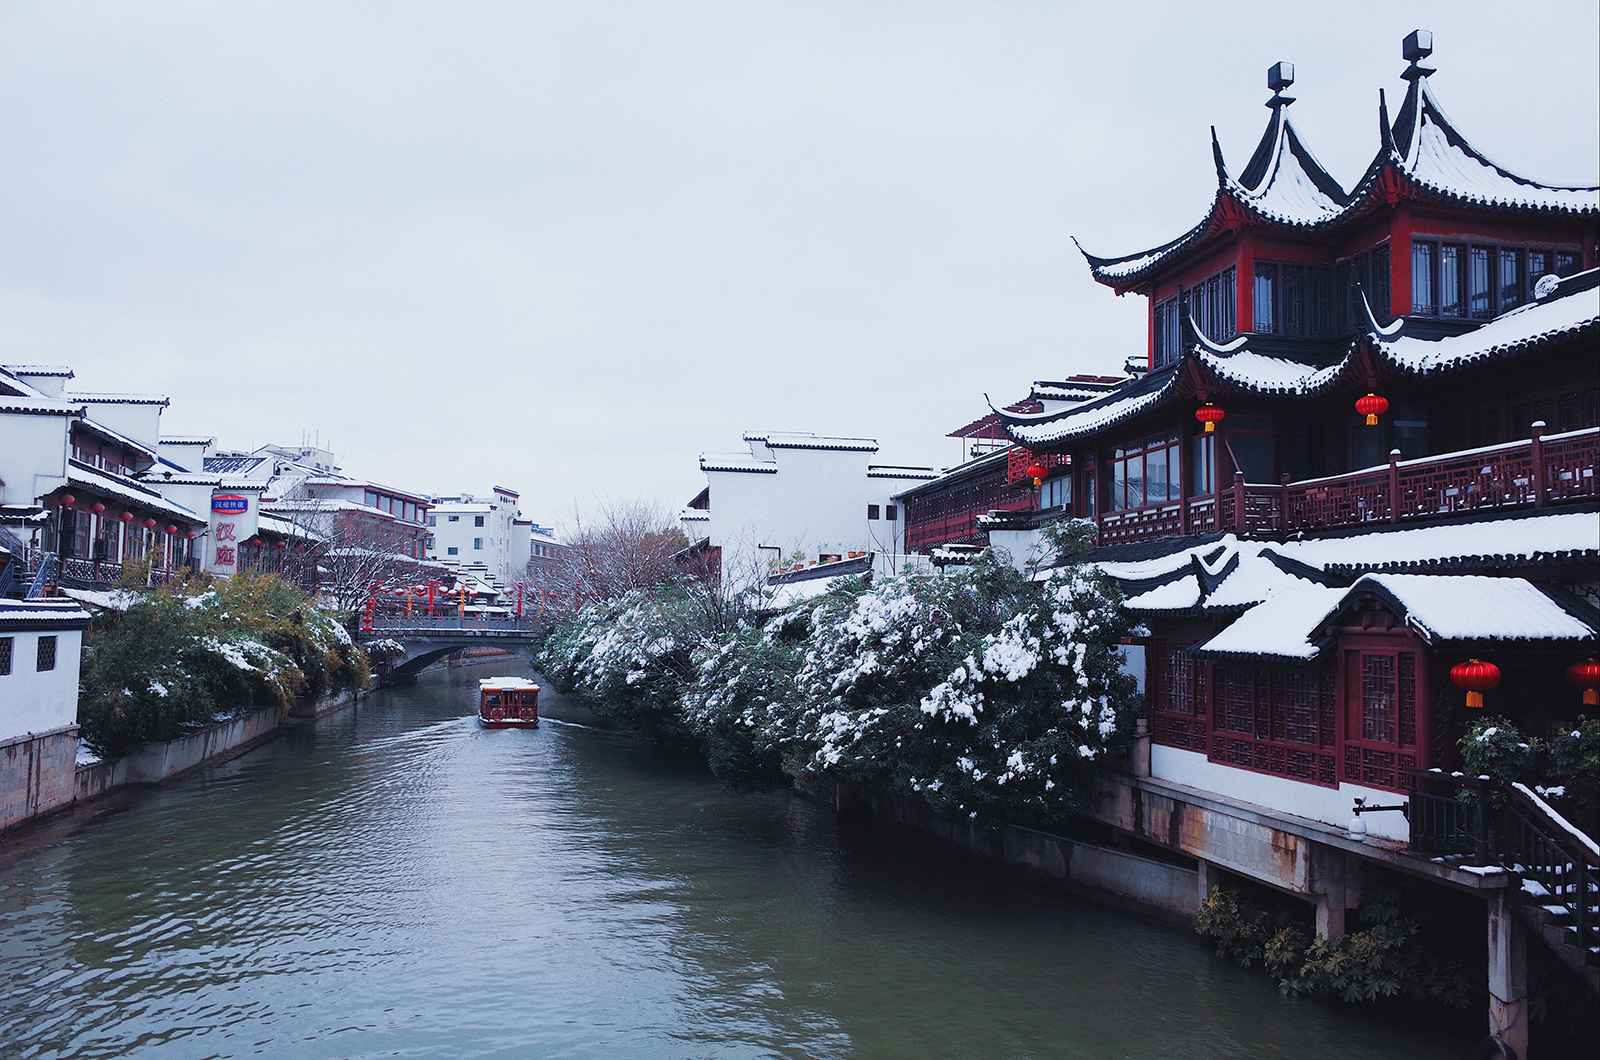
{"left": 923, "top": 33, "right": 1598, "bottom": 1049}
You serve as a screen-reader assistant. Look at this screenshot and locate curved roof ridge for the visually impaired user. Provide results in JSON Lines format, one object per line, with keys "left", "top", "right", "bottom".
{"left": 1391, "top": 75, "right": 1598, "bottom": 211}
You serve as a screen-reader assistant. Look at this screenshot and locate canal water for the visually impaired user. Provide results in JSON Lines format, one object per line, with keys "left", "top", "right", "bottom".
{"left": 0, "top": 667, "right": 1472, "bottom": 1060}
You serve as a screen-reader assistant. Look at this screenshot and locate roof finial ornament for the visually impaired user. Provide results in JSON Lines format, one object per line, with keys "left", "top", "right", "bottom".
{"left": 1210, "top": 126, "right": 1229, "bottom": 185}
{"left": 1377, "top": 88, "right": 1395, "bottom": 153}
{"left": 1401, "top": 29, "right": 1435, "bottom": 82}
{"left": 1266, "top": 61, "right": 1295, "bottom": 108}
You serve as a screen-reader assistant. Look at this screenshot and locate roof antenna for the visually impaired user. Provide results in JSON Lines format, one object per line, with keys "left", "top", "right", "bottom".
{"left": 1266, "top": 61, "right": 1295, "bottom": 108}
{"left": 1401, "top": 29, "right": 1435, "bottom": 81}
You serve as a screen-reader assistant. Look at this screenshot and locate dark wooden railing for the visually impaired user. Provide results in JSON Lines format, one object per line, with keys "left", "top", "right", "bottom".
{"left": 1409, "top": 769, "right": 1599, "bottom": 956}
{"left": 1095, "top": 423, "right": 1596, "bottom": 545}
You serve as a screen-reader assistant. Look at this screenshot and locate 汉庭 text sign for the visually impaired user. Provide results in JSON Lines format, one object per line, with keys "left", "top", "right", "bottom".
{"left": 209, "top": 491, "right": 259, "bottom": 575}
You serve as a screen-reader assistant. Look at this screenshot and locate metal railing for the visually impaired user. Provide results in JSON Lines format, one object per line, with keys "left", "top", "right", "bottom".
{"left": 1410, "top": 769, "right": 1598, "bottom": 954}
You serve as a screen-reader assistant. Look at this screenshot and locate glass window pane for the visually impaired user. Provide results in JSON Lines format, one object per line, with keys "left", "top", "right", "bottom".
{"left": 1147, "top": 446, "right": 1168, "bottom": 503}
{"left": 1111, "top": 459, "right": 1127, "bottom": 511}
{"left": 1362, "top": 654, "right": 1397, "bottom": 743}
{"left": 1126, "top": 455, "right": 1145, "bottom": 509}
{"left": 1370, "top": 245, "right": 1390, "bottom": 318}
{"left": 1220, "top": 267, "right": 1236, "bottom": 338}
{"left": 1499, "top": 249, "right": 1521, "bottom": 311}
{"left": 1281, "top": 264, "right": 1303, "bottom": 335}
{"left": 1440, "top": 244, "right": 1464, "bottom": 316}
{"left": 1527, "top": 249, "right": 1549, "bottom": 283}
{"left": 1469, "top": 246, "right": 1493, "bottom": 317}
{"left": 1254, "top": 264, "right": 1275, "bottom": 333}
{"left": 1190, "top": 434, "right": 1214, "bottom": 496}
{"left": 1555, "top": 251, "right": 1580, "bottom": 277}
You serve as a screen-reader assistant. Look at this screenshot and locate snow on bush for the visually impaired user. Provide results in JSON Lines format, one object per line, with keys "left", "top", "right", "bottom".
{"left": 540, "top": 521, "right": 1143, "bottom": 830}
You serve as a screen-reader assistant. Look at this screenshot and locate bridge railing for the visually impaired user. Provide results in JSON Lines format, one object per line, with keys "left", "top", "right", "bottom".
{"left": 368, "top": 615, "right": 546, "bottom": 633}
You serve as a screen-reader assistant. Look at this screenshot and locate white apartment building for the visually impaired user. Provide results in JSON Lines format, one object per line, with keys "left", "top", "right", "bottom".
{"left": 426, "top": 487, "right": 524, "bottom": 587}
{"left": 680, "top": 431, "right": 936, "bottom": 588}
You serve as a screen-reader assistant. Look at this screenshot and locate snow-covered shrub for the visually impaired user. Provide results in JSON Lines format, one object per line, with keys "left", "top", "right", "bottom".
{"left": 538, "top": 520, "right": 1141, "bottom": 831}
{"left": 1544, "top": 717, "right": 1600, "bottom": 835}
{"left": 1458, "top": 717, "right": 1538, "bottom": 783}
{"left": 78, "top": 573, "right": 368, "bottom": 758}
{"left": 537, "top": 587, "right": 712, "bottom": 737}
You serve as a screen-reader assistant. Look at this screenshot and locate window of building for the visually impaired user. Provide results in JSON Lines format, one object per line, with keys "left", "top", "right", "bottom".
{"left": 447, "top": 547, "right": 458, "bottom": 556}
{"left": 1040, "top": 474, "right": 1072, "bottom": 510}
{"left": 427, "top": 515, "right": 436, "bottom": 526}
{"left": 1104, "top": 431, "right": 1181, "bottom": 512}
{"left": 885, "top": 504, "right": 897, "bottom": 521}
{"left": 474, "top": 516, "right": 485, "bottom": 527}
{"left": 1411, "top": 240, "right": 1582, "bottom": 319}
{"left": 1341, "top": 646, "right": 1422, "bottom": 792}
{"left": 1190, "top": 431, "right": 1215, "bottom": 496}
{"left": 364, "top": 490, "right": 380, "bottom": 509}
{"left": 1337, "top": 243, "right": 1389, "bottom": 331}
{"left": 0, "top": 636, "right": 11, "bottom": 676}
{"left": 36, "top": 635, "right": 57, "bottom": 672}
{"left": 1209, "top": 664, "right": 1337, "bottom": 787}
{"left": 1148, "top": 640, "right": 1208, "bottom": 751}
{"left": 1152, "top": 266, "right": 1238, "bottom": 368}
{"left": 867, "top": 504, "right": 880, "bottom": 520}
{"left": 1252, "top": 261, "right": 1335, "bottom": 336}
{"left": 425, "top": 535, "right": 435, "bottom": 548}
{"left": 448, "top": 515, "right": 459, "bottom": 523}
{"left": 473, "top": 538, "right": 484, "bottom": 550}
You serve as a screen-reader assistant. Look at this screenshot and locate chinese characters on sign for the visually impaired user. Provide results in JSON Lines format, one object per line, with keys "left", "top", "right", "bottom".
{"left": 208, "top": 491, "right": 260, "bottom": 576}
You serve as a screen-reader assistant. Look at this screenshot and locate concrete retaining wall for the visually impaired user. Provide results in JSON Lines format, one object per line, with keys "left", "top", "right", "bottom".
{"left": 0, "top": 726, "right": 80, "bottom": 832}
{"left": 863, "top": 789, "right": 1199, "bottom": 926}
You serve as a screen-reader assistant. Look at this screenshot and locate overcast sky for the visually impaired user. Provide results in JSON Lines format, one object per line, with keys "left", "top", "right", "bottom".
{"left": 2, "top": 1, "right": 1596, "bottom": 526}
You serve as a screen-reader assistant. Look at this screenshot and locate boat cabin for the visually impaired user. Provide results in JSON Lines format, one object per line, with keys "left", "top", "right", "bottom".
{"left": 478, "top": 677, "right": 540, "bottom": 728}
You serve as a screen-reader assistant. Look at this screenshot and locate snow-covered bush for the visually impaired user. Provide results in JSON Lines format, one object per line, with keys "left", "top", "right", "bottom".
{"left": 541, "top": 520, "right": 1141, "bottom": 831}
{"left": 537, "top": 587, "right": 711, "bottom": 737}
{"left": 78, "top": 573, "right": 369, "bottom": 757}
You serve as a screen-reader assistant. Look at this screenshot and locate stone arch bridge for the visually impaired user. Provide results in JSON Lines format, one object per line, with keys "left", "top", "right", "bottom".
{"left": 362, "top": 617, "right": 548, "bottom": 682}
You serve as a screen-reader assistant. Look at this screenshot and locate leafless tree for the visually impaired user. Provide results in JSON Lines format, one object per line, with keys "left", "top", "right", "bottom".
{"left": 532, "top": 500, "right": 689, "bottom": 606}
{"left": 274, "top": 501, "right": 443, "bottom": 617}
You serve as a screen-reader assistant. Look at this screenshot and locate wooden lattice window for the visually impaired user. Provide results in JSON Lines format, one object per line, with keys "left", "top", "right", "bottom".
{"left": 1342, "top": 647, "right": 1423, "bottom": 792}
{"left": 1207, "top": 664, "right": 1337, "bottom": 787}
{"left": 1148, "top": 640, "right": 1208, "bottom": 752}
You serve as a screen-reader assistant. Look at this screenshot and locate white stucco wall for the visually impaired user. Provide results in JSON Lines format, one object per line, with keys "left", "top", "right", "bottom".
{"left": 0, "top": 410, "right": 70, "bottom": 507}
{"left": 69, "top": 398, "right": 165, "bottom": 453}
{"left": 1151, "top": 745, "right": 1412, "bottom": 842}
{"left": 0, "top": 621, "right": 85, "bottom": 742}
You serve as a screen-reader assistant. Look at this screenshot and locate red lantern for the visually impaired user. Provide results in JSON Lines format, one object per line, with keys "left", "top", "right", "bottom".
{"left": 1567, "top": 658, "right": 1600, "bottom": 706}
{"left": 59, "top": 494, "right": 75, "bottom": 506}
{"left": 165, "top": 524, "right": 177, "bottom": 534}
{"left": 90, "top": 502, "right": 105, "bottom": 514}
{"left": 274, "top": 539, "right": 286, "bottom": 549}
{"left": 1195, "top": 404, "right": 1225, "bottom": 433}
{"left": 142, "top": 518, "right": 157, "bottom": 528}
{"left": 119, "top": 511, "right": 134, "bottom": 523}
{"left": 186, "top": 530, "right": 198, "bottom": 538}
{"left": 1450, "top": 659, "right": 1501, "bottom": 709}
{"left": 1355, "top": 392, "right": 1389, "bottom": 426}
{"left": 1026, "top": 462, "right": 1049, "bottom": 486}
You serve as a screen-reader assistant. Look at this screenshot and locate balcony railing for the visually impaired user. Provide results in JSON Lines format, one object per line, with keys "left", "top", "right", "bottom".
{"left": 18, "top": 546, "right": 181, "bottom": 589}
{"left": 1096, "top": 424, "right": 1596, "bottom": 546}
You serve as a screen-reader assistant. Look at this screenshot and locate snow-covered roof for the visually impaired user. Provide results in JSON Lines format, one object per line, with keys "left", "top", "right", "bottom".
{"left": 0, "top": 395, "right": 82, "bottom": 416}
{"left": 763, "top": 576, "right": 848, "bottom": 612}
{"left": 1274, "top": 510, "right": 1599, "bottom": 575}
{"left": 160, "top": 435, "right": 214, "bottom": 446}
{"left": 1002, "top": 367, "right": 1178, "bottom": 447}
{"left": 1080, "top": 57, "right": 1596, "bottom": 290}
{"left": 63, "top": 391, "right": 170, "bottom": 406}
{"left": 480, "top": 677, "right": 539, "bottom": 691}
{"left": 1353, "top": 573, "right": 1594, "bottom": 643}
{"left": 67, "top": 461, "right": 200, "bottom": 522}
{"left": 1372, "top": 282, "right": 1599, "bottom": 375}
{"left": 700, "top": 453, "right": 778, "bottom": 474}
{"left": 0, "top": 598, "right": 92, "bottom": 627}
{"left": 57, "top": 587, "right": 137, "bottom": 612}
{"left": 745, "top": 432, "right": 879, "bottom": 452}
{"left": 1194, "top": 586, "right": 1347, "bottom": 662}
{"left": 2, "top": 364, "right": 74, "bottom": 378}
{"left": 867, "top": 465, "right": 939, "bottom": 481}
{"left": 1390, "top": 76, "right": 1598, "bottom": 216}
{"left": 257, "top": 512, "right": 327, "bottom": 542}
{"left": 678, "top": 509, "right": 711, "bottom": 521}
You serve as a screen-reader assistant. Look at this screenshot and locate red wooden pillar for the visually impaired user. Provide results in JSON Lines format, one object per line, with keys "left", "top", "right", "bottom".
{"left": 1388, "top": 207, "right": 1413, "bottom": 321}
{"left": 1530, "top": 420, "right": 1546, "bottom": 507}
{"left": 1232, "top": 472, "right": 1246, "bottom": 532}
{"left": 1236, "top": 235, "right": 1255, "bottom": 335}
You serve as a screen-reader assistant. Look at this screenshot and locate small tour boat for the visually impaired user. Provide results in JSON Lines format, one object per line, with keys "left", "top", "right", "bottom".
{"left": 478, "top": 677, "right": 540, "bottom": 728}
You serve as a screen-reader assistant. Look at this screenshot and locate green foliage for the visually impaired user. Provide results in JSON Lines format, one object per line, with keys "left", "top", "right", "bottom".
{"left": 1196, "top": 875, "right": 1476, "bottom": 1011}
{"left": 538, "top": 526, "right": 1142, "bottom": 830}
{"left": 1546, "top": 717, "right": 1600, "bottom": 832}
{"left": 1459, "top": 717, "right": 1539, "bottom": 781}
{"left": 78, "top": 573, "right": 368, "bottom": 758}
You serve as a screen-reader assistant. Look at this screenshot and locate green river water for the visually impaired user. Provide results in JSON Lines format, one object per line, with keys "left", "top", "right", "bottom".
{"left": 0, "top": 666, "right": 1474, "bottom": 1059}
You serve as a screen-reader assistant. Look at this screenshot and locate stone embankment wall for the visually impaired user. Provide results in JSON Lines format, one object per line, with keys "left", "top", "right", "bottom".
{"left": 3, "top": 687, "right": 367, "bottom": 836}
{"left": 850, "top": 788, "right": 1200, "bottom": 927}
{"left": 0, "top": 726, "right": 81, "bottom": 833}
